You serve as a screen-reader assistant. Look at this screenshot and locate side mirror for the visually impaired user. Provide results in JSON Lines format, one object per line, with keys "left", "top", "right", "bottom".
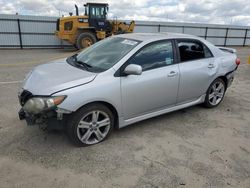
{"left": 124, "top": 64, "right": 142, "bottom": 75}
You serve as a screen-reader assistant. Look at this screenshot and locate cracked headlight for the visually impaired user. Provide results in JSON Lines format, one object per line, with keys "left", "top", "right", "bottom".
{"left": 23, "top": 96, "right": 66, "bottom": 114}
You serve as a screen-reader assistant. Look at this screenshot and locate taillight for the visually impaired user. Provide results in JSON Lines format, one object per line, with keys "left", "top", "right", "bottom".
{"left": 236, "top": 58, "right": 240, "bottom": 65}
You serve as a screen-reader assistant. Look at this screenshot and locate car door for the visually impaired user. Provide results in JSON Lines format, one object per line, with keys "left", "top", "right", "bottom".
{"left": 120, "top": 40, "right": 180, "bottom": 120}
{"left": 176, "top": 39, "right": 217, "bottom": 104}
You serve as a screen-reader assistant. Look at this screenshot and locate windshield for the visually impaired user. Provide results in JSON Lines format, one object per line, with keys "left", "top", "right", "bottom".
{"left": 73, "top": 37, "right": 140, "bottom": 73}
{"left": 89, "top": 6, "right": 107, "bottom": 19}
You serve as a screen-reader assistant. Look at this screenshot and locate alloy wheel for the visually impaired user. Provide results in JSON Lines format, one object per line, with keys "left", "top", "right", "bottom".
{"left": 77, "top": 110, "right": 111, "bottom": 145}
{"left": 208, "top": 81, "right": 225, "bottom": 106}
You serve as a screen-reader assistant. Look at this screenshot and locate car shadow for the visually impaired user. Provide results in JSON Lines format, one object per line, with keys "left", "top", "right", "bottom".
{"left": 38, "top": 105, "right": 206, "bottom": 146}
{"left": 3, "top": 104, "right": 209, "bottom": 153}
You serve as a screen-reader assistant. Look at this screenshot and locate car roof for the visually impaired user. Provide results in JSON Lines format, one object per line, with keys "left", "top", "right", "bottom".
{"left": 116, "top": 32, "right": 199, "bottom": 42}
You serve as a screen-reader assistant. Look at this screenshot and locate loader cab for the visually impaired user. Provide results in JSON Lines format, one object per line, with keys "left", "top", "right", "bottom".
{"left": 84, "top": 3, "right": 111, "bottom": 31}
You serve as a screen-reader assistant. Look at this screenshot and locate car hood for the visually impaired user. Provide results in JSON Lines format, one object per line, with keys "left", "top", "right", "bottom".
{"left": 22, "top": 58, "right": 97, "bottom": 95}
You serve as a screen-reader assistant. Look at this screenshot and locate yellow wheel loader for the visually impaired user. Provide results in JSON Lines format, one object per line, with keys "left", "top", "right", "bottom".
{"left": 55, "top": 3, "right": 135, "bottom": 49}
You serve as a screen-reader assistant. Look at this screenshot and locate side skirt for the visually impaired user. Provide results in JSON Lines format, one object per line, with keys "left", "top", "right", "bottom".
{"left": 118, "top": 94, "right": 206, "bottom": 128}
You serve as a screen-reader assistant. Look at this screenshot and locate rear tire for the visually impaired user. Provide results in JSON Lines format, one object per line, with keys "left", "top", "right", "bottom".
{"left": 66, "top": 104, "right": 114, "bottom": 147}
{"left": 76, "top": 32, "right": 97, "bottom": 49}
{"left": 203, "top": 78, "right": 226, "bottom": 108}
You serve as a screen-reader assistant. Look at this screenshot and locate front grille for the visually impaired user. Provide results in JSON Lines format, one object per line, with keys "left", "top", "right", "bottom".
{"left": 19, "top": 90, "right": 33, "bottom": 106}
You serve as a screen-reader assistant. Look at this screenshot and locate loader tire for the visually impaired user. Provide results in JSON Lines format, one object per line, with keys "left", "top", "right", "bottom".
{"left": 76, "top": 32, "right": 97, "bottom": 49}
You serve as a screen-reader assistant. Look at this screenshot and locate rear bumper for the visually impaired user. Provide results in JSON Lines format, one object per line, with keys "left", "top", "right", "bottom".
{"left": 18, "top": 108, "right": 67, "bottom": 130}
{"left": 226, "top": 67, "right": 237, "bottom": 88}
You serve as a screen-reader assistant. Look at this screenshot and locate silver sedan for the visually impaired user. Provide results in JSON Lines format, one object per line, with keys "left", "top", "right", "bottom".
{"left": 18, "top": 33, "right": 240, "bottom": 146}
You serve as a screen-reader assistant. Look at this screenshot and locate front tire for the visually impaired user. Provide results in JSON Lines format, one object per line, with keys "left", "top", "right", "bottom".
{"left": 204, "top": 78, "right": 226, "bottom": 108}
{"left": 76, "top": 32, "right": 97, "bottom": 49}
{"left": 66, "top": 104, "right": 114, "bottom": 147}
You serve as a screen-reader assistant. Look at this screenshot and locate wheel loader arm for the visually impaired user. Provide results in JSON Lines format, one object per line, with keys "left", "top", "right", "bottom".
{"left": 127, "top": 21, "right": 135, "bottom": 33}
{"left": 110, "top": 20, "right": 135, "bottom": 34}
{"left": 118, "top": 20, "right": 135, "bottom": 33}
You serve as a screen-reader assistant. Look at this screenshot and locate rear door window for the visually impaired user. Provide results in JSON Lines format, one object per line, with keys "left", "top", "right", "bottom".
{"left": 177, "top": 40, "right": 213, "bottom": 62}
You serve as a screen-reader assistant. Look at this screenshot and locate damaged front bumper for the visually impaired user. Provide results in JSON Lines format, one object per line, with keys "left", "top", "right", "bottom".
{"left": 18, "top": 89, "right": 70, "bottom": 130}
{"left": 18, "top": 108, "right": 68, "bottom": 130}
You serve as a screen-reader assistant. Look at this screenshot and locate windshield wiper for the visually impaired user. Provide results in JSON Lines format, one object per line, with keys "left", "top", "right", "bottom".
{"left": 76, "top": 60, "right": 93, "bottom": 70}
{"left": 70, "top": 54, "right": 93, "bottom": 70}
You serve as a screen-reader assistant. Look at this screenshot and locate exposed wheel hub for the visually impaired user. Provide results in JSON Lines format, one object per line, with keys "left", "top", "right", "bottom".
{"left": 81, "top": 37, "right": 92, "bottom": 48}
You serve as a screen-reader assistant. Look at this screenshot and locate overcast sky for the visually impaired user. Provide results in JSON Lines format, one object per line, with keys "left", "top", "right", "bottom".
{"left": 0, "top": 0, "right": 249, "bottom": 26}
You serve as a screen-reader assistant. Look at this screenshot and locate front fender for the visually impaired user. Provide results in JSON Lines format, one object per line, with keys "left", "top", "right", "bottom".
{"left": 55, "top": 72, "right": 122, "bottom": 118}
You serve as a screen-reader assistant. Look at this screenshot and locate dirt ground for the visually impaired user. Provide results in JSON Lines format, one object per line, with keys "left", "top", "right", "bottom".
{"left": 0, "top": 47, "right": 249, "bottom": 188}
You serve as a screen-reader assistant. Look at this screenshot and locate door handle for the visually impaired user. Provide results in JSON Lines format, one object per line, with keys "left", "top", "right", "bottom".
{"left": 208, "top": 63, "right": 215, "bottom": 68}
{"left": 168, "top": 71, "right": 178, "bottom": 77}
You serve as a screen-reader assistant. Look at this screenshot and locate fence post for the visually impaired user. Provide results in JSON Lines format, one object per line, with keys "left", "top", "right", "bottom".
{"left": 158, "top": 24, "right": 161, "bottom": 32}
{"left": 17, "top": 19, "right": 23, "bottom": 49}
{"left": 243, "top": 29, "right": 248, "bottom": 46}
{"left": 205, "top": 27, "right": 208, "bottom": 39}
{"left": 224, "top": 28, "right": 229, "bottom": 46}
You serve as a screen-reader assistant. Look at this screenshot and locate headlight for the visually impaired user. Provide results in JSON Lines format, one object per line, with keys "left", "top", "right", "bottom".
{"left": 23, "top": 96, "right": 66, "bottom": 114}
